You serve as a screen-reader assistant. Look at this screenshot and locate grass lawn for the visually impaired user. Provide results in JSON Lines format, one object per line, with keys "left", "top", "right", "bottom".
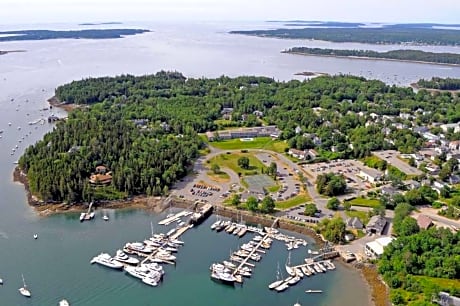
{"left": 276, "top": 194, "right": 311, "bottom": 210}
{"left": 206, "top": 171, "right": 230, "bottom": 182}
{"left": 208, "top": 137, "right": 288, "bottom": 153}
{"left": 267, "top": 185, "right": 281, "bottom": 193}
{"left": 209, "top": 152, "right": 266, "bottom": 176}
{"left": 345, "top": 197, "right": 380, "bottom": 208}
{"left": 345, "top": 210, "right": 370, "bottom": 225}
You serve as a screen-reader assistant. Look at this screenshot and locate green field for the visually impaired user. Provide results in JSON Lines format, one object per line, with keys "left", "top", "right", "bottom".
{"left": 206, "top": 170, "right": 230, "bottom": 182}
{"left": 208, "top": 137, "right": 288, "bottom": 153}
{"left": 276, "top": 194, "right": 311, "bottom": 210}
{"left": 344, "top": 197, "right": 380, "bottom": 208}
{"left": 209, "top": 152, "right": 266, "bottom": 176}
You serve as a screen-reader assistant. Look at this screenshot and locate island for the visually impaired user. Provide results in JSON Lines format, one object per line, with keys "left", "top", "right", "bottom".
{"left": 0, "top": 50, "right": 26, "bottom": 56}
{"left": 230, "top": 23, "right": 460, "bottom": 46}
{"left": 0, "top": 28, "right": 149, "bottom": 42}
{"left": 78, "top": 22, "right": 123, "bottom": 26}
{"left": 413, "top": 77, "right": 460, "bottom": 91}
{"left": 283, "top": 47, "right": 460, "bottom": 66}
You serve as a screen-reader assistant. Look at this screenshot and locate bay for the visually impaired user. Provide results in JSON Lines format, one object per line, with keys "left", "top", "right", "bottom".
{"left": 1, "top": 20, "right": 456, "bottom": 305}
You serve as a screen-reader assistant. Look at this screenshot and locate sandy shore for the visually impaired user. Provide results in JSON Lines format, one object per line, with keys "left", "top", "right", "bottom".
{"left": 47, "top": 96, "right": 81, "bottom": 112}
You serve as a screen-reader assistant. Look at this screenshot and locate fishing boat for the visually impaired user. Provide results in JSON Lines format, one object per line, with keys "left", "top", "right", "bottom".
{"left": 18, "top": 274, "right": 31, "bottom": 297}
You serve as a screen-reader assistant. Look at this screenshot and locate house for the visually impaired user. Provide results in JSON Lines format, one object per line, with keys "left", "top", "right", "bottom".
{"left": 449, "top": 140, "right": 460, "bottom": 151}
{"left": 346, "top": 217, "right": 363, "bottom": 229}
{"left": 366, "top": 215, "right": 387, "bottom": 234}
{"left": 400, "top": 113, "right": 412, "bottom": 120}
{"left": 364, "top": 237, "right": 395, "bottom": 258}
{"left": 253, "top": 110, "right": 264, "bottom": 117}
{"left": 416, "top": 214, "right": 433, "bottom": 230}
{"left": 132, "top": 119, "right": 149, "bottom": 127}
{"left": 413, "top": 126, "right": 429, "bottom": 134}
{"left": 307, "top": 149, "right": 318, "bottom": 160}
{"left": 295, "top": 126, "right": 302, "bottom": 134}
{"left": 221, "top": 107, "right": 234, "bottom": 115}
{"left": 89, "top": 165, "right": 112, "bottom": 185}
{"left": 440, "top": 122, "right": 460, "bottom": 133}
{"left": 406, "top": 180, "right": 421, "bottom": 190}
{"left": 381, "top": 186, "right": 399, "bottom": 196}
{"left": 422, "top": 132, "right": 440, "bottom": 141}
{"left": 447, "top": 153, "right": 460, "bottom": 164}
{"left": 288, "top": 148, "right": 307, "bottom": 160}
{"left": 437, "top": 291, "right": 460, "bottom": 306}
{"left": 359, "top": 168, "right": 382, "bottom": 183}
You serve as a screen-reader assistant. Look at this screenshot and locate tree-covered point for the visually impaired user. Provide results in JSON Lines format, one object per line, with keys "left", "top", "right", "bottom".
{"left": 0, "top": 29, "right": 149, "bottom": 42}
{"left": 416, "top": 77, "right": 460, "bottom": 91}
{"left": 230, "top": 27, "right": 460, "bottom": 46}
{"left": 285, "top": 47, "right": 460, "bottom": 65}
{"left": 20, "top": 72, "right": 460, "bottom": 203}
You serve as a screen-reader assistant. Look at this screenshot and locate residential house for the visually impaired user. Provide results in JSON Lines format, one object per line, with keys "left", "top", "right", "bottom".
{"left": 440, "top": 122, "right": 460, "bottom": 133}
{"left": 89, "top": 165, "right": 112, "bottom": 185}
{"left": 422, "top": 132, "right": 440, "bottom": 141}
{"left": 381, "top": 186, "right": 399, "bottom": 196}
{"left": 307, "top": 149, "right": 318, "bottom": 160}
{"left": 416, "top": 214, "right": 434, "bottom": 230}
{"left": 346, "top": 217, "right": 363, "bottom": 229}
{"left": 253, "top": 110, "right": 264, "bottom": 117}
{"left": 406, "top": 180, "right": 421, "bottom": 190}
{"left": 288, "top": 148, "right": 307, "bottom": 160}
{"left": 366, "top": 215, "right": 387, "bottom": 234}
{"left": 449, "top": 140, "right": 460, "bottom": 151}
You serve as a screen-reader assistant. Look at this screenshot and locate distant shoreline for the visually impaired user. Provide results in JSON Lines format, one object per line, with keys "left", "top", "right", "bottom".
{"left": 283, "top": 51, "right": 460, "bottom": 67}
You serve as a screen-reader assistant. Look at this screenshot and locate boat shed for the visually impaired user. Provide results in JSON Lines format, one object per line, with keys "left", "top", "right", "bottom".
{"left": 364, "top": 237, "right": 395, "bottom": 258}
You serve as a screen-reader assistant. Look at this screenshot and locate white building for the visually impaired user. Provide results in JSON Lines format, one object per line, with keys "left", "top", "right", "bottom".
{"left": 359, "top": 168, "right": 382, "bottom": 183}
{"left": 364, "top": 237, "right": 395, "bottom": 258}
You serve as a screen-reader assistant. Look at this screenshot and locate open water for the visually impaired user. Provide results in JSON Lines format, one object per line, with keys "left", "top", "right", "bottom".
{"left": 1, "top": 20, "right": 459, "bottom": 305}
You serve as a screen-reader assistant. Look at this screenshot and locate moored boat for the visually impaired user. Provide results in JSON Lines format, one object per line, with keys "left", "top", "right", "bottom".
{"left": 113, "top": 250, "right": 140, "bottom": 265}
{"left": 18, "top": 274, "right": 31, "bottom": 297}
{"left": 59, "top": 299, "right": 70, "bottom": 306}
{"left": 90, "top": 253, "right": 124, "bottom": 269}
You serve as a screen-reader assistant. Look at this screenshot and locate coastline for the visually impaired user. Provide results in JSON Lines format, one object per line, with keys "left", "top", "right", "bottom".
{"left": 47, "top": 95, "right": 81, "bottom": 112}
{"left": 410, "top": 83, "right": 460, "bottom": 95}
{"left": 284, "top": 50, "right": 460, "bottom": 67}
{"left": 14, "top": 166, "right": 386, "bottom": 305}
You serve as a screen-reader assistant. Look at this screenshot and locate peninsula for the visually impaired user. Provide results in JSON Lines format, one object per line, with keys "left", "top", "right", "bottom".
{"left": 230, "top": 23, "right": 460, "bottom": 46}
{"left": 284, "top": 47, "right": 460, "bottom": 66}
{"left": 0, "top": 28, "right": 149, "bottom": 42}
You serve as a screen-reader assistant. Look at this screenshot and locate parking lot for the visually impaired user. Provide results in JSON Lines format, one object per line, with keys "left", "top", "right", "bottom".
{"left": 256, "top": 152, "right": 302, "bottom": 201}
{"left": 302, "top": 159, "right": 377, "bottom": 196}
{"left": 372, "top": 150, "right": 423, "bottom": 176}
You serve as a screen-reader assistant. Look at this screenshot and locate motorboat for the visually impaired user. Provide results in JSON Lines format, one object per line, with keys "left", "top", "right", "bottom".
{"left": 142, "top": 275, "right": 159, "bottom": 287}
{"left": 102, "top": 215, "right": 109, "bottom": 221}
{"left": 222, "top": 260, "right": 236, "bottom": 269}
{"left": 210, "top": 263, "right": 231, "bottom": 274}
{"left": 125, "top": 242, "right": 154, "bottom": 254}
{"left": 90, "top": 253, "right": 124, "bottom": 270}
{"left": 33, "top": 234, "right": 38, "bottom": 239}
{"left": 0, "top": 277, "right": 3, "bottom": 285}
{"left": 305, "top": 289, "right": 323, "bottom": 293}
{"left": 210, "top": 270, "right": 236, "bottom": 286}
{"left": 19, "top": 274, "right": 31, "bottom": 297}
{"left": 79, "top": 213, "right": 85, "bottom": 222}
{"left": 113, "top": 250, "right": 139, "bottom": 265}
{"left": 210, "top": 220, "right": 221, "bottom": 230}
{"left": 59, "top": 299, "right": 70, "bottom": 306}
{"left": 295, "top": 268, "right": 304, "bottom": 278}
{"left": 317, "top": 262, "right": 327, "bottom": 272}
{"left": 301, "top": 266, "right": 311, "bottom": 276}
{"left": 143, "top": 263, "right": 164, "bottom": 275}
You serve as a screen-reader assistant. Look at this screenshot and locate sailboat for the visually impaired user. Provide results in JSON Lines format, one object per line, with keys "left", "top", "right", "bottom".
{"left": 285, "top": 251, "right": 295, "bottom": 276}
{"left": 18, "top": 274, "right": 31, "bottom": 297}
{"left": 268, "top": 262, "right": 284, "bottom": 289}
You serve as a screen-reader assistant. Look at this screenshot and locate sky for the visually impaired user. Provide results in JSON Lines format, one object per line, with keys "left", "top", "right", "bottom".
{"left": 0, "top": 0, "right": 459, "bottom": 25}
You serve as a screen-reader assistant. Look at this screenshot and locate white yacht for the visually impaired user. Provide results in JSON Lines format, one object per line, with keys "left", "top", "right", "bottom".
{"left": 59, "top": 299, "right": 70, "bottom": 306}
{"left": 113, "top": 250, "right": 140, "bottom": 265}
{"left": 210, "top": 270, "right": 236, "bottom": 286}
{"left": 287, "top": 275, "right": 301, "bottom": 285}
{"left": 19, "top": 274, "right": 31, "bottom": 297}
{"left": 143, "top": 262, "right": 164, "bottom": 275}
{"left": 210, "top": 263, "right": 231, "bottom": 274}
{"left": 125, "top": 242, "right": 155, "bottom": 254}
{"left": 275, "top": 282, "right": 289, "bottom": 292}
{"left": 222, "top": 260, "right": 236, "bottom": 269}
{"left": 90, "top": 253, "right": 124, "bottom": 269}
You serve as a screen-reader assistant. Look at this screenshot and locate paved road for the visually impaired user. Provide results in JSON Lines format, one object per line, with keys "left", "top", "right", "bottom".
{"left": 373, "top": 150, "right": 422, "bottom": 176}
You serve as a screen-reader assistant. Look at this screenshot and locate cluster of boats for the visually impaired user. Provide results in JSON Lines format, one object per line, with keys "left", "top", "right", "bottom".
{"left": 210, "top": 232, "right": 274, "bottom": 285}
{"left": 91, "top": 228, "right": 186, "bottom": 287}
{"left": 268, "top": 258, "right": 335, "bottom": 293}
{"left": 210, "top": 219, "right": 252, "bottom": 237}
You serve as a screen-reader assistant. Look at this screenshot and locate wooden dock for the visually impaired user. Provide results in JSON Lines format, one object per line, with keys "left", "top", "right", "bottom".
{"left": 232, "top": 232, "right": 270, "bottom": 277}
{"left": 158, "top": 210, "right": 190, "bottom": 225}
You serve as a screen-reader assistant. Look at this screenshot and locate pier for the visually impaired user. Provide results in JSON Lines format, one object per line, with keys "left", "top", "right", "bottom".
{"left": 232, "top": 232, "right": 271, "bottom": 278}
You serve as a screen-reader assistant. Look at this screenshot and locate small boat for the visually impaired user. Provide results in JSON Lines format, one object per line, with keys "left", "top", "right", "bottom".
{"left": 305, "top": 289, "right": 323, "bottom": 293}
{"left": 90, "top": 253, "right": 124, "bottom": 270}
{"left": 285, "top": 252, "right": 296, "bottom": 276}
{"left": 102, "top": 215, "right": 109, "bottom": 221}
{"left": 287, "top": 275, "right": 300, "bottom": 285}
{"left": 19, "top": 274, "right": 31, "bottom": 297}
{"left": 33, "top": 234, "right": 38, "bottom": 239}
{"left": 59, "top": 299, "right": 70, "bottom": 306}
{"left": 275, "top": 282, "right": 289, "bottom": 292}
{"left": 113, "top": 250, "right": 140, "bottom": 265}
{"left": 0, "top": 277, "right": 3, "bottom": 285}
{"left": 79, "top": 213, "right": 85, "bottom": 222}
{"left": 210, "top": 270, "right": 236, "bottom": 286}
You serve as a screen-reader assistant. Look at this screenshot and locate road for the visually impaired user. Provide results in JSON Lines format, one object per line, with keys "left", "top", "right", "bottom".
{"left": 373, "top": 150, "right": 423, "bottom": 176}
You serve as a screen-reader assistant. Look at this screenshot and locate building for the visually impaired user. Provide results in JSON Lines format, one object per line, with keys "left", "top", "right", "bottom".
{"left": 288, "top": 148, "right": 307, "bottom": 160}
{"left": 440, "top": 122, "right": 460, "bottom": 133}
{"left": 89, "top": 165, "right": 112, "bottom": 185}
{"left": 364, "top": 237, "right": 395, "bottom": 258}
{"left": 366, "top": 215, "right": 387, "bottom": 234}
{"left": 417, "top": 214, "right": 433, "bottom": 230}
{"left": 206, "top": 126, "right": 281, "bottom": 141}
{"left": 346, "top": 217, "right": 363, "bottom": 229}
{"left": 437, "top": 291, "right": 460, "bottom": 306}
{"left": 359, "top": 168, "right": 382, "bottom": 183}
